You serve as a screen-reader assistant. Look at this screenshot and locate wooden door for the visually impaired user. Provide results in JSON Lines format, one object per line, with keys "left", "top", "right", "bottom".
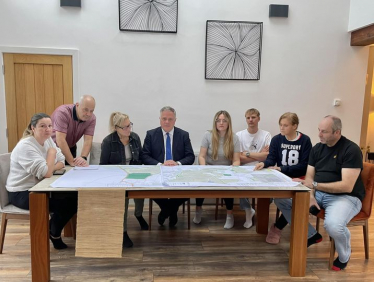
{"left": 3, "top": 53, "right": 73, "bottom": 152}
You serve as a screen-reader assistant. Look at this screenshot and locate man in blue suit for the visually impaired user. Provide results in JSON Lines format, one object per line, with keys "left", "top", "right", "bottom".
{"left": 142, "top": 106, "right": 195, "bottom": 227}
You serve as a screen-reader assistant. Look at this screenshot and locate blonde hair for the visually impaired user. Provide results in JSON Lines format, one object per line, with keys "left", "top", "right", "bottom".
{"left": 22, "top": 113, "right": 51, "bottom": 139}
{"left": 109, "top": 112, "right": 129, "bottom": 132}
{"left": 211, "top": 110, "right": 234, "bottom": 161}
{"left": 279, "top": 112, "right": 299, "bottom": 129}
{"left": 245, "top": 108, "right": 260, "bottom": 117}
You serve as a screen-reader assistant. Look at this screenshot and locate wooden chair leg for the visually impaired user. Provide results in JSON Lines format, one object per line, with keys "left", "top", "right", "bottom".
{"left": 251, "top": 198, "right": 256, "bottom": 210}
{"left": 70, "top": 214, "right": 77, "bottom": 240}
{"left": 221, "top": 198, "right": 224, "bottom": 207}
{"left": 275, "top": 208, "right": 280, "bottom": 221}
{"left": 363, "top": 220, "right": 369, "bottom": 259}
{"left": 187, "top": 199, "right": 190, "bottom": 230}
{"left": 0, "top": 213, "right": 8, "bottom": 254}
{"left": 63, "top": 218, "right": 74, "bottom": 238}
{"left": 215, "top": 198, "right": 219, "bottom": 220}
{"left": 316, "top": 217, "right": 320, "bottom": 233}
{"left": 329, "top": 237, "right": 336, "bottom": 269}
{"left": 149, "top": 199, "right": 153, "bottom": 231}
{"left": 182, "top": 201, "right": 185, "bottom": 214}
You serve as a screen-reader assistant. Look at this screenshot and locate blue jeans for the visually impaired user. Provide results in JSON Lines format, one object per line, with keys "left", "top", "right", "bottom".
{"left": 275, "top": 190, "right": 361, "bottom": 263}
{"left": 240, "top": 198, "right": 252, "bottom": 210}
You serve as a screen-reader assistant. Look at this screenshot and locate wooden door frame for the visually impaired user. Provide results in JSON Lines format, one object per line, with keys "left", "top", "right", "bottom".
{"left": 360, "top": 46, "right": 374, "bottom": 151}
{"left": 0, "top": 47, "right": 79, "bottom": 153}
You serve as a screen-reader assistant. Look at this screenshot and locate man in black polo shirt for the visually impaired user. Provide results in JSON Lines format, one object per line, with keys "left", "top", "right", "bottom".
{"left": 275, "top": 115, "right": 364, "bottom": 271}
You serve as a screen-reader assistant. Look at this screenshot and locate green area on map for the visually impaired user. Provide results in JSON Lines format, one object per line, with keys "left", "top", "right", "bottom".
{"left": 126, "top": 173, "right": 152, "bottom": 179}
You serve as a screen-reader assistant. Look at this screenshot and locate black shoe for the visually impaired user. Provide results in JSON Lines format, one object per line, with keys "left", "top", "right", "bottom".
{"left": 136, "top": 215, "right": 149, "bottom": 230}
{"left": 158, "top": 211, "right": 168, "bottom": 226}
{"left": 332, "top": 256, "right": 349, "bottom": 271}
{"left": 49, "top": 234, "right": 68, "bottom": 250}
{"left": 308, "top": 232, "right": 323, "bottom": 248}
{"left": 307, "top": 232, "right": 323, "bottom": 247}
{"left": 122, "top": 232, "right": 133, "bottom": 248}
{"left": 169, "top": 213, "right": 178, "bottom": 227}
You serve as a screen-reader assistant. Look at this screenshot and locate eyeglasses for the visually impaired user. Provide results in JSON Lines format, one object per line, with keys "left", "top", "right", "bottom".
{"left": 215, "top": 119, "right": 228, "bottom": 124}
{"left": 116, "top": 122, "right": 133, "bottom": 130}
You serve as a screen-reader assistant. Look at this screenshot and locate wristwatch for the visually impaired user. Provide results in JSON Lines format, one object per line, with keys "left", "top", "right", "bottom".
{"left": 246, "top": 152, "right": 250, "bottom": 158}
{"left": 312, "top": 181, "right": 318, "bottom": 189}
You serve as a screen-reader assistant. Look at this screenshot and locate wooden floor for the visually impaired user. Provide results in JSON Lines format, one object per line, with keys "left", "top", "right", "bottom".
{"left": 1, "top": 203, "right": 374, "bottom": 281}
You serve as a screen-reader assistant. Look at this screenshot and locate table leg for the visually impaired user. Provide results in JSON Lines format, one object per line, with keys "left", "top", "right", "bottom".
{"left": 256, "top": 198, "right": 270, "bottom": 234}
{"left": 30, "top": 192, "right": 50, "bottom": 282}
{"left": 289, "top": 191, "right": 309, "bottom": 277}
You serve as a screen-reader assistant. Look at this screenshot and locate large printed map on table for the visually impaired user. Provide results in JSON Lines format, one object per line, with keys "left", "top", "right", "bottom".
{"left": 50, "top": 165, "right": 299, "bottom": 188}
{"left": 161, "top": 165, "right": 298, "bottom": 187}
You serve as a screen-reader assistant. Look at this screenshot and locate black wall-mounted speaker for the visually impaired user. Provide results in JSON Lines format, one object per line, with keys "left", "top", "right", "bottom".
{"left": 60, "top": 0, "right": 81, "bottom": 7}
{"left": 269, "top": 4, "right": 289, "bottom": 18}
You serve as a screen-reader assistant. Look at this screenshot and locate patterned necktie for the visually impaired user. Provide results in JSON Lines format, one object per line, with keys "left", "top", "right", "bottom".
{"left": 166, "top": 132, "right": 172, "bottom": 160}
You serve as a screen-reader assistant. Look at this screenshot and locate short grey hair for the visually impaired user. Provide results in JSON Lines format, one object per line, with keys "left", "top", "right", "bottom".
{"left": 325, "top": 115, "right": 342, "bottom": 132}
{"left": 78, "top": 95, "right": 95, "bottom": 105}
{"left": 160, "top": 106, "right": 176, "bottom": 117}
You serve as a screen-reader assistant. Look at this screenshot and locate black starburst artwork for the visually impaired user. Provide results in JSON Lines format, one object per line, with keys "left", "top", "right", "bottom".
{"left": 119, "top": 0, "right": 178, "bottom": 33}
{"left": 205, "top": 21, "right": 263, "bottom": 80}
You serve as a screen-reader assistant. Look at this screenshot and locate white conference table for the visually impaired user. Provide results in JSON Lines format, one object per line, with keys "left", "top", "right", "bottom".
{"left": 29, "top": 167, "right": 310, "bottom": 282}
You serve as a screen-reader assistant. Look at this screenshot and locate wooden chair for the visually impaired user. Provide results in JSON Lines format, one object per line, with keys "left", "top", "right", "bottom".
{"left": 149, "top": 199, "right": 190, "bottom": 230}
{"left": 0, "top": 152, "right": 77, "bottom": 254}
{"left": 0, "top": 153, "right": 30, "bottom": 254}
{"left": 315, "top": 162, "right": 374, "bottom": 268}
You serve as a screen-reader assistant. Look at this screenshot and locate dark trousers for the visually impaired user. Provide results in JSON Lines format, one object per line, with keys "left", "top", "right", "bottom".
{"left": 196, "top": 198, "right": 234, "bottom": 210}
{"left": 9, "top": 191, "right": 77, "bottom": 237}
{"left": 65, "top": 145, "right": 77, "bottom": 166}
{"left": 153, "top": 198, "right": 188, "bottom": 215}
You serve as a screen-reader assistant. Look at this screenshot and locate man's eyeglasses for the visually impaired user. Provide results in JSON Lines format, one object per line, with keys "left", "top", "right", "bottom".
{"left": 116, "top": 122, "right": 133, "bottom": 130}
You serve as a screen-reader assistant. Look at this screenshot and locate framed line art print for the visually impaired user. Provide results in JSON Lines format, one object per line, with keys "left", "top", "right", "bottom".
{"left": 119, "top": 0, "right": 178, "bottom": 33}
{"left": 205, "top": 20, "right": 263, "bottom": 80}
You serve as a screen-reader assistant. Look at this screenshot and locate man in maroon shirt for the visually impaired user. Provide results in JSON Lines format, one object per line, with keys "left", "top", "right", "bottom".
{"left": 51, "top": 95, "right": 96, "bottom": 167}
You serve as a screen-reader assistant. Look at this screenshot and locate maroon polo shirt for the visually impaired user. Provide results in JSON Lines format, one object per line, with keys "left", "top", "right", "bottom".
{"left": 51, "top": 104, "right": 96, "bottom": 148}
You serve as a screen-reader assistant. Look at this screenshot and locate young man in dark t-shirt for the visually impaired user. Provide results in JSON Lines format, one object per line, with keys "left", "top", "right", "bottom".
{"left": 271, "top": 116, "right": 364, "bottom": 271}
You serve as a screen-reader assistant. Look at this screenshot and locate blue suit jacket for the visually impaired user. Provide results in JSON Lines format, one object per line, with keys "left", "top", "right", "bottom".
{"left": 142, "top": 127, "right": 195, "bottom": 165}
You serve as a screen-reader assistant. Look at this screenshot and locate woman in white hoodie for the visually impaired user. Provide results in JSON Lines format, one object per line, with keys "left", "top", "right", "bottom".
{"left": 6, "top": 113, "right": 77, "bottom": 249}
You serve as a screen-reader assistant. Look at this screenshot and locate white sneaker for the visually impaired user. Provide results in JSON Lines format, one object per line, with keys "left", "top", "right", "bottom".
{"left": 193, "top": 209, "right": 202, "bottom": 224}
{"left": 243, "top": 208, "right": 255, "bottom": 229}
{"left": 224, "top": 214, "right": 234, "bottom": 229}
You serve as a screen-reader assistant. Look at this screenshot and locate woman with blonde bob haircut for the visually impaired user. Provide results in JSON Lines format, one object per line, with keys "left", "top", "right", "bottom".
{"left": 100, "top": 112, "right": 147, "bottom": 248}
{"left": 193, "top": 110, "right": 240, "bottom": 229}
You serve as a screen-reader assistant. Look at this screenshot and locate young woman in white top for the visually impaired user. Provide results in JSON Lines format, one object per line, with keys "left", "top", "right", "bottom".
{"left": 6, "top": 113, "right": 77, "bottom": 249}
{"left": 193, "top": 110, "right": 240, "bottom": 229}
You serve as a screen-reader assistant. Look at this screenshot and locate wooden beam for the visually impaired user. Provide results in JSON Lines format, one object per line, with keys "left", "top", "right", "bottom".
{"left": 351, "top": 24, "right": 374, "bottom": 46}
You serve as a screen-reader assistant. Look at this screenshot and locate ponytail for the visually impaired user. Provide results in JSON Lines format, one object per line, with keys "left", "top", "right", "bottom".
{"left": 22, "top": 113, "right": 51, "bottom": 139}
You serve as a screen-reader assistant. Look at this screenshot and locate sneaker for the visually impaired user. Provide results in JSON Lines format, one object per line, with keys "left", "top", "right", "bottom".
{"left": 332, "top": 256, "right": 349, "bottom": 271}
{"left": 243, "top": 208, "right": 255, "bottom": 229}
{"left": 193, "top": 209, "right": 202, "bottom": 224}
{"left": 224, "top": 214, "right": 234, "bottom": 229}
{"left": 266, "top": 224, "right": 281, "bottom": 244}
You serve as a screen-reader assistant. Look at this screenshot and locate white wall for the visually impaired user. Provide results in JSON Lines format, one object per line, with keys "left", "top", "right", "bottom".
{"left": 348, "top": 0, "right": 374, "bottom": 31}
{"left": 0, "top": 0, "right": 369, "bottom": 154}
